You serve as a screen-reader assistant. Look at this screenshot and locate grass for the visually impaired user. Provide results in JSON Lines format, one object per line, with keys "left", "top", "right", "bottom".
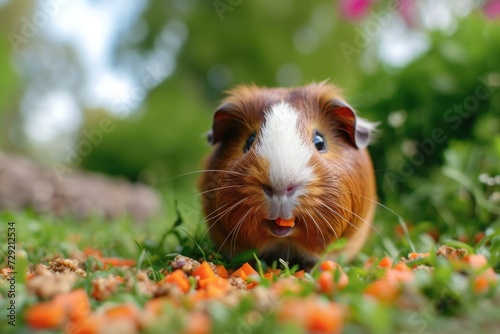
{"left": 0, "top": 186, "right": 499, "bottom": 333}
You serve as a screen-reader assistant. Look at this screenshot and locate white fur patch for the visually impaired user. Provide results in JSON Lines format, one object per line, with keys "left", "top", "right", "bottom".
{"left": 256, "top": 102, "right": 314, "bottom": 216}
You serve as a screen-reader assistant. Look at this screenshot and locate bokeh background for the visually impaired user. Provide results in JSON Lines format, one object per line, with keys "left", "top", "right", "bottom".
{"left": 0, "top": 0, "right": 499, "bottom": 242}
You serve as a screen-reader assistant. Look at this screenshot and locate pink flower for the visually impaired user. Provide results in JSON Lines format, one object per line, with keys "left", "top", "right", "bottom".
{"left": 398, "top": 0, "right": 416, "bottom": 27}
{"left": 483, "top": 0, "right": 500, "bottom": 19}
{"left": 338, "top": 0, "right": 373, "bottom": 21}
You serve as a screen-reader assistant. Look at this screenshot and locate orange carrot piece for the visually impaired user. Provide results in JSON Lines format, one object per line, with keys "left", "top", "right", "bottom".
{"left": 193, "top": 262, "right": 216, "bottom": 280}
{"left": 317, "top": 271, "right": 335, "bottom": 294}
{"left": 364, "top": 280, "right": 399, "bottom": 303}
{"left": 145, "top": 297, "right": 172, "bottom": 315}
{"left": 307, "top": 301, "right": 344, "bottom": 334}
{"left": 215, "top": 265, "right": 229, "bottom": 279}
{"left": 378, "top": 256, "right": 393, "bottom": 268}
{"left": 66, "top": 315, "right": 104, "bottom": 334}
{"left": 53, "top": 289, "right": 91, "bottom": 321}
{"left": 393, "top": 262, "right": 412, "bottom": 272}
{"left": 408, "top": 252, "right": 430, "bottom": 260}
{"left": 183, "top": 311, "right": 212, "bottom": 334}
{"left": 239, "top": 262, "right": 258, "bottom": 276}
{"left": 199, "top": 276, "right": 230, "bottom": 290}
{"left": 294, "top": 270, "right": 305, "bottom": 278}
{"left": 231, "top": 262, "right": 257, "bottom": 279}
{"left": 474, "top": 275, "right": 490, "bottom": 294}
{"left": 104, "top": 304, "right": 139, "bottom": 321}
{"left": 276, "top": 217, "right": 295, "bottom": 227}
{"left": 318, "top": 261, "right": 348, "bottom": 290}
{"left": 165, "top": 269, "right": 191, "bottom": 293}
{"left": 99, "top": 257, "right": 136, "bottom": 268}
{"left": 26, "top": 302, "right": 66, "bottom": 329}
{"left": 319, "top": 260, "right": 340, "bottom": 271}
{"left": 83, "top": 247, "right": 103, "bottom": 258}
{"left": 464, "top": 254, "right": 489, "bottom": 269}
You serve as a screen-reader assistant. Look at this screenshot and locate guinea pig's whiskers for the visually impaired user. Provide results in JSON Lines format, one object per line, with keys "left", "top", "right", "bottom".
{"left": 313, "top": 199, "right": 358, "bottom": 232}
{"left": 349, "top": 193, "right": 415, "bottom": 250}
{"left": 296, "top": 212, "right": 310, "bottom": 241}
{"left": 303, "top": 208, "right": 327, "bottom": 247}
{"left": 329, "top": 201, "right": 383, "bottom": 237}
{"left": 230, "top": 209, "right": 252, "bottom": 256}
{"left": 313, "top": 204, "right": 340, "bottom": 242}
{"left": 159, "top": 169, "right": 246, "bottom": 184}
{"left": 217, "top": 209, "right": 250, "bottom": 257}
{"left": 199, "top": 198, "right": 246, "bottom": 246}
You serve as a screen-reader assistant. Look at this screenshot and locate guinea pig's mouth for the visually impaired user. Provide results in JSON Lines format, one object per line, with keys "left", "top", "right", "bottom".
{"left": 264, "top": 219, "right": 295, "bottom": 237}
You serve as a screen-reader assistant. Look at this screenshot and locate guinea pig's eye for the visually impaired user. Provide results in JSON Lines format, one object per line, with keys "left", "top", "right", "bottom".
{"left": 313, "top": 130, "right": 327, "bottom": 152}
{"left": 243, "top": 132, "right": 256, "bottom": 153}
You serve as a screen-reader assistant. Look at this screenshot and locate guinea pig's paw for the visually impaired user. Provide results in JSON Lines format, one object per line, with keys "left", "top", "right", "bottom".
{"left": 265, "top": 218, "right": 295, "bottom": 237}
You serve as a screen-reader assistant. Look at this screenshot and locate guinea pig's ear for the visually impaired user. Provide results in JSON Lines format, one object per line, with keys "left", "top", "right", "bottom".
{"left": 327, "top": 99, "right": 375, "bottom": 149}
{"left": 210, "top": 102, "right": 238, "bottom": 145}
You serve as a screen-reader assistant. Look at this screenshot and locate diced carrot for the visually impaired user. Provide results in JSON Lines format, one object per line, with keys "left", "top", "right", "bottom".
{"left": 279, "top": 298, "right": 343, "bottom": 334}
{"left": 276, "top": 217, "right": 295, "bottom": 227}
{"left": 393, "top": 262, "right": 412, "bottom": 272}
{"left": 215, "top": 264, "right": 229, "bottom": 279}
{"left": 230, "top": 268, "right": 248, "bottom": 281}
{"left": 474, "top": 275, "right": 491, "bottom": 294}
{"left": 319, "top": 260, "right": 340, "bottom": 271}
{"left": 294, "top": 270, "right": 305, "bottom": 278}
{"left": 230, "top": 262, "right": 258, "bottom": 280}
{"left": 183, "top": 311, "right": 211, "bottom": 334}
{"left": 317, "top": 268, "right": 348, "bottom": 294}
{"left": 205, "top": 284, "right": 227, "bottom": 299}
{"left": 83, "top": 248, "right": 103, "bottom": 258}
{"left": 364, "top": 279, "right": 399, "bottom": 303}
{"left": 26, "top": 302, "right": 66, "bottom": 329}
{"left": 463, "top": 254, "right": 489, "bottom": 269}
{"left": 472, "top": 267, "right": 497, "bottom": 294}
{"left": 104, "top": 303, "right": 139, "bottom": 321}
{"left": 53, "top": 289, "right": 91, "bottom": 321}
{"left": 378, "top": 256, "right": 393, "bottom": 268}
{"left": 408, "top": 252, "right": 430, "bottom": 260}
{"left": 246, "top": 282, "right": 257, "bottom": 290}
{"left": 263, "top": 268, "right": 281, "bottom": 281}
{"left": 385, "top": 268, "right": 414, "bottom": 284}
{"left": 66, "top": 316, "right": 104, "bottom": 334}
{"left": 199, "top": 276, "right": 230, "bottom": 290}
{"left": 263, "top": 272, "right": 276, "bottom": 281}
{"left": 318, "top": 261, "right": 349, "bottom": 290}
{"left": 239, "top": 262, "right": 258, "bottom": 276}
{"left": 145, "top": 297, "right": 172, "bottom": 315}
{"left": 307, "top": 301, "right": 344, "bottom": 334}
{"left": 317, "top": 271, "right": 335, "bottom": 294}
{"left": 165, "top": 269, "right": 191, "bottom": 293}
{"left": 99, "top": 257, "right": 136, "bottom": 268}
{"left": 193, "top": 262, "right": 216, "bottom": 281}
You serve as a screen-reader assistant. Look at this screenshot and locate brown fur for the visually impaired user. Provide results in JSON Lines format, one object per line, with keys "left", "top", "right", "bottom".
{"left": 199, "top": 83, "right": 376, "bottom": 267}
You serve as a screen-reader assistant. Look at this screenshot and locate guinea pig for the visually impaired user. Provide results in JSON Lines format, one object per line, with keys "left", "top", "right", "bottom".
{"left": 199, "top": 82, "right": 376, "bottom": 269}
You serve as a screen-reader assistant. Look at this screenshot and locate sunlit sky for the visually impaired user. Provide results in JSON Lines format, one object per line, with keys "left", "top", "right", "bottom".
{"left": 18, "top": 0, "right": 474, "bottom": 147}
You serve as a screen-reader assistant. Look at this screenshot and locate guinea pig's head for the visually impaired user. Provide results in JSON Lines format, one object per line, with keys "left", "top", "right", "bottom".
{"left": 200, "top": 82, "right": 377, "bottom": 268}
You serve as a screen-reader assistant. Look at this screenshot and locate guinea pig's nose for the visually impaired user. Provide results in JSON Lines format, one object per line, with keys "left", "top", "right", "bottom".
{"left": 262, "top": 184, "right": 297, "bottom": 197}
